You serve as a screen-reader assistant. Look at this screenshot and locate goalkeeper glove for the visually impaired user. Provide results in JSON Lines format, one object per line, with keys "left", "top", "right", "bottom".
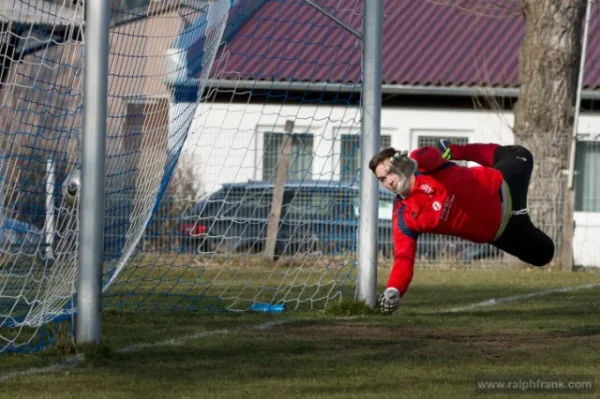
{"left": 378, "top": 287, "right": 401, "bottom": 315}
{"left": 386, "top": 151, "right": 417, "bottom": 194}
{"left": 438, "top": 139, "right": 452, "bottom": 161}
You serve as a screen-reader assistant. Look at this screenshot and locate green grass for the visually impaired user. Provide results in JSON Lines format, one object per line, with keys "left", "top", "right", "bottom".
{"left": 2, "top": 267, "right": 600, "bottom": 398}
{"left": 101, "top": 254, "right": 358, "bottom": 314}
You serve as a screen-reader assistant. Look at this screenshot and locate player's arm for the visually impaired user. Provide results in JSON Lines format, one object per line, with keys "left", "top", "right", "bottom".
{"left": 409, "top": 146, "right": 448, "bottom": 174}
{"left": 379, "top": 208, "right": 418, "bottom": 314}
{"left": 388, "top": 224, "right": 418, "bottom": 295}
{"left": 439, "top": 140, "right": 500, "bottom": 167}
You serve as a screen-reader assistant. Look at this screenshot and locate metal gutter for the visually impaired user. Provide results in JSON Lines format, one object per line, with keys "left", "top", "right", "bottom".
{"left": 171, "top": 78, "right": 600, "bottom": 100}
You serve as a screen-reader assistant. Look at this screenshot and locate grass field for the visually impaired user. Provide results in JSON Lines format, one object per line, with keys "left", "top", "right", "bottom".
{"left": 2, "top": 266, "right": 600, "bottom": 398}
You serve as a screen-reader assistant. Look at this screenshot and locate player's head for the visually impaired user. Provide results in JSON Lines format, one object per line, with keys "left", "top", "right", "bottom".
{"left": 369, "top": 147, "right": 416, "bottom": 197}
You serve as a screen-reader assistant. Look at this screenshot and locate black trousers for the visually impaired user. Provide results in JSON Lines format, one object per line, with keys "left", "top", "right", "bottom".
{"left": 490, "top": 145, "right": 555, "bottom": 266}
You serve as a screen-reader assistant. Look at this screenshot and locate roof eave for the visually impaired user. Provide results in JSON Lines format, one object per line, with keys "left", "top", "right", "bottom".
{"left": 173, "top": 79, "right": 600, "bottom": 100}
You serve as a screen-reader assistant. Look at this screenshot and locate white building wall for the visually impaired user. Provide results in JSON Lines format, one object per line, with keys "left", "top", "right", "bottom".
{"left": 574, "top": 213, "right": 600, "bottom": 267}
{"left": 177, "top": 101, "right": 600, "bottom": 266}
{"left": 571, "top": 115, "right": 600, "bottom": 267}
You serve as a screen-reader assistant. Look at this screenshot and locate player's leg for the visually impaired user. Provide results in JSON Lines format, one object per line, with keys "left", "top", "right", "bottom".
{"left": 492, "top": 214, "right": 555, "bottom": 266}
{"left": 491, "top": 145, "right": 533, "bottom": 212}
{"left": 491, "top": 145, "right": 555, "bottom": 265}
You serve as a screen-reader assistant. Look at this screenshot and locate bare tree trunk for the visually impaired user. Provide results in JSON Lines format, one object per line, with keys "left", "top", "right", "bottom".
{"left": 512, "top": 0, "right": 586, "bottom": 270}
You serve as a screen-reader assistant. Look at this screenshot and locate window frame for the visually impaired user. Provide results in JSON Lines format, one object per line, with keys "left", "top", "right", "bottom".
{"left": 410, "top": 129, "right": 473, "bottom": 150}
{"left": 338, "top": 131, "right": 392, "bottom": 183}
{"left": 123, "top": 96, "right": 170, "bottom": 153}
{"left": 574, "top": 138, "right": 600, "bottom": 213}
{"left": 257, "top": 127, "right": 315, "bottom": 182}
{"left": 411, "top": 129, "right": 473, "bottom": 167}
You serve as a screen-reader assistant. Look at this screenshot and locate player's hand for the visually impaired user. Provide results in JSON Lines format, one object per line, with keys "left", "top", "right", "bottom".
{"left": 438, "top": 139, "right": 452, "bottom": 160}
{"left": 378, "top": 287, "right": 400, "bottom": 315}
{"left": 387, "top": 151, "right": 415, "bottom": 179}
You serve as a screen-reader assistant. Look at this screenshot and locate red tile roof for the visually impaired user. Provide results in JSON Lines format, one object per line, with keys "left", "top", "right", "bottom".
{"left": 209, "top": 0, "right": 600, "bottom": 90}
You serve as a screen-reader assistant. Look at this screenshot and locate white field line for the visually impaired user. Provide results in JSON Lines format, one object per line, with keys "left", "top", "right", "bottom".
{"left": 0, "top": 316, "right": 353, "bottom": 382}
{"left": 431, "top": 282, "right": 600, "bottom": 314}
{"left": 0, "top": 354, "right": 85, "bottom": 383}
{"left": 117, "top": 318, "right": 294, "bottom": 353}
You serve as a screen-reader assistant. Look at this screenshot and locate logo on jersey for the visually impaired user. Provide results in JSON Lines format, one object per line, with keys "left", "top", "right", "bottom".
{"left": 420, "top": 184, "right": 433, "bottom": 194}
{"left": 440, "top": 194, "right": 456, "bottom": 221}
{"left": 432, "top": 201, "right": 441, "bottom": 211}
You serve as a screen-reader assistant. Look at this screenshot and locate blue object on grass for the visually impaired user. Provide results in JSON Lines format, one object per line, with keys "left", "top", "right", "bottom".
{"left": 248, "top": 303, "right": 287, "bottom": 313}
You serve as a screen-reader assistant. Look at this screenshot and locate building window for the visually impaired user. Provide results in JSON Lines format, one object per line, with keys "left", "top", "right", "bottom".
{"left": 123, "top": 99, "right": 169, "bottom": 154}
{"left": 123, "top": 103, "right": 145, "bottom": 153}
{"left": 575, "top": 141, "right": 600, "bottom": 212}
{"left": 417, "top": 135, "right": 469, "bottom": 166}
{"left": 119, "top": 98, "right": 170, "bottom": 191}
{"left": 417, "top": 135, "right": 469, "bottom": 148}
{"left": 340, "top": 134, "right": 391, "bottom": 182}
{"left": 263, "top": 133, "right": 313, "bottom": 181}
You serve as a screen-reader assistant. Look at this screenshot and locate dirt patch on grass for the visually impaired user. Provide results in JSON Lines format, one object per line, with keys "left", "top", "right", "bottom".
{"left": 263, "top": 322, "right": 599, "bottom": 342}
{"left": 269, "top": 322, "right": 475, "bottom": 341}
{"left": 248, "top": 321, "right": 600, "bottom": 362}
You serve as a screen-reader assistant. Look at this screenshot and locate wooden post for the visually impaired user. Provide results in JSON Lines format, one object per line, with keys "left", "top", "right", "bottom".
{"left": 264, "top": 120, "right": 294, "bottom": 261}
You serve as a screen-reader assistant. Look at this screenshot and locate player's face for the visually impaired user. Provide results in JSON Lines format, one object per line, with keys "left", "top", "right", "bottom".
{"left": 374, "top": 159, "right": 401, "bottom": 194}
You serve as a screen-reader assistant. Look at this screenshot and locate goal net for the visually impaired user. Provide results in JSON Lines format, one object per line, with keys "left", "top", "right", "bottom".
{"left": 102, "top": 0, "right": 368, "bottom": 314}
{"left": 0, "top": 0, "right": 370, "bottom": 353}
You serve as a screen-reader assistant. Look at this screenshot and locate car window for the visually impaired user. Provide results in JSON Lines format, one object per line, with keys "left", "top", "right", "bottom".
{"left": 220, "top": 189, "right": 271, "bottom": 219}
{"left": 285, "top": 190, "right": 357, "bottom": 221}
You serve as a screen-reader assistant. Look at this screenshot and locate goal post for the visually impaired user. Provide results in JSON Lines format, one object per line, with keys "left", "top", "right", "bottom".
{"left": 77, "top": 0, "right": 110, "bottom": 345}
{"left": 357, "top": 0, "right": 383, "bottom": 310}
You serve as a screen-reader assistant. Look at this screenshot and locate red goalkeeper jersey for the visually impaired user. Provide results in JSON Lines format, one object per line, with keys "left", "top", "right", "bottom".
{"left": 389, "top": 143, "right": 504, "bottom": 295}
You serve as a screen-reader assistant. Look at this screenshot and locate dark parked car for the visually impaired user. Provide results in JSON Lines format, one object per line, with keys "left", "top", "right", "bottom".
{"left": 178, "top": 180, "right": 395, "bottom": 257}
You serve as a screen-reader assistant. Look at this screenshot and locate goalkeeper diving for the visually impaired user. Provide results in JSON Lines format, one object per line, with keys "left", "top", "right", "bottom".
{"left": 370, "top": 141, "right": 555, "bottom": 315}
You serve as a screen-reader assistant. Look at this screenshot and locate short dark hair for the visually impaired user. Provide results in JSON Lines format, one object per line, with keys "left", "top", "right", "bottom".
{"left": 369, "top": 147, "right": 397, "bottom": 174}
